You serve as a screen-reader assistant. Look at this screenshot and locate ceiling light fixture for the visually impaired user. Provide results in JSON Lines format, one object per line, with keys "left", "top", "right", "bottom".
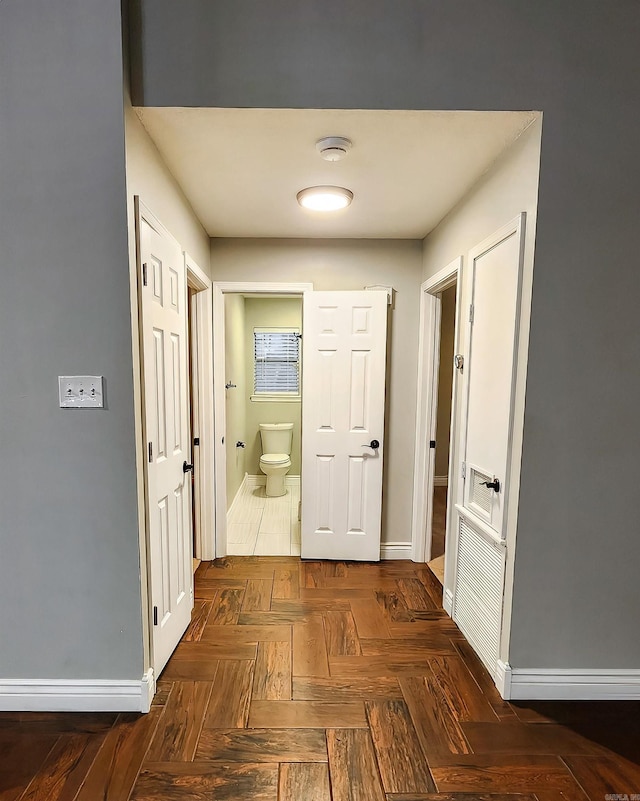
{"left": 296, "top": 185, "right": 354, "bottom": 212}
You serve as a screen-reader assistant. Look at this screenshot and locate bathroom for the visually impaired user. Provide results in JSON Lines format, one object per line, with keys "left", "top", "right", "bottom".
{"left": 223, "top": 293, "right": 302, "bottom": 555}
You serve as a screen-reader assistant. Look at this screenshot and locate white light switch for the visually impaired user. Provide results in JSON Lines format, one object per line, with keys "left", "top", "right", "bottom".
{"left": 58, "top": 376, "right": 104, "bottom": 408}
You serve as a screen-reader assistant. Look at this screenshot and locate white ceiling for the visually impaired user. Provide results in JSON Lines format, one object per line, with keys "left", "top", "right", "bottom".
{"left": 135, "top": 108, "right": 537, "bottom": 240}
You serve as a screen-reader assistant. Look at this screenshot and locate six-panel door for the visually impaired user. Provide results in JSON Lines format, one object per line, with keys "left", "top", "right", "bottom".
{"left": 140, "top": 212, "right": 193, "bottom": 675}
{"left": 301, "top": 290, "right": 388, "bottom": 561}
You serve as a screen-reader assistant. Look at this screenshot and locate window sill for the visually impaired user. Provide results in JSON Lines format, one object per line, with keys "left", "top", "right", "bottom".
{"left": 250, "top": 394, "right": 301, "bottom": 403}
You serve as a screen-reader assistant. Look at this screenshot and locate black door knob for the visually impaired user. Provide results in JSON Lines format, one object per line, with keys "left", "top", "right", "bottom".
{"left": 361, "top": 439, "right": 380, "bottom": 450}
{"left": 183, "top": 461, "right": 194, "bottom": 473}
{"left": 481, "top": 478, "right": 500, "bottom": 492}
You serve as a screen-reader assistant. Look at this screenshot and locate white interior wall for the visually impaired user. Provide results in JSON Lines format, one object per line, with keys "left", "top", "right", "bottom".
{"left": 210, "top": 239, "right": 423, "bottom": 549}
{"left": 422, "top": 117, "right": 543, "bottom": 662}
{"left": 124, "top": 105, "right": 211, "bottom": 273}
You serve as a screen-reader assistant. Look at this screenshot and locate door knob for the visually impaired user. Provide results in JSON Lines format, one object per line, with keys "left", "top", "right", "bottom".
{"left": 183, "top": 461, "right": 194, "bottom": 473}
{"left": 481, "top": 478, "right": 500, "bottom": 492}
{"left": 362, "top": 439, "right": 380, "bottom": 450}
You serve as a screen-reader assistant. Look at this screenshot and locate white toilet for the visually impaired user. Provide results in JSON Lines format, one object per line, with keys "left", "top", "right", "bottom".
{"left": 259, "top": 423, "right": 293, "bottom": 497}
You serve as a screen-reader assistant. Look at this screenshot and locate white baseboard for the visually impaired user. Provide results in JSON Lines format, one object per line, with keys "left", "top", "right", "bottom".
{"left": 228, "top": 473, "right": 249, "bottom": 516}
{"left": 245, "top": 474, "right": 300, "bottom": 487}
{"left": 443, "top": 587, "right": 454, "bottom": 616}
{"left": 433, "top": 475, "right": 448, "bottom": 487}
{"left": 141, "top": 668, "right": 155, "bottom": 712}
{"left": 496, "top": 660, "right": 512, "bottom": 698}
{"left": 380, "top": 542, "right": 412, "bottom": 560}
{"left": 496, "top": 663, "right": 640, "bottom": 700}
{"left": 0, "top": 669, "right": 155, "bottom": 712}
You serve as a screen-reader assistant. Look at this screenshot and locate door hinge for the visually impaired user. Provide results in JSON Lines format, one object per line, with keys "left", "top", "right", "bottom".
{"left": 429, "top": 440, "right": 436, "bottom": 449}
{"left": 193, "top": 437, "right": 200, "bottom": 446}
{"left": 153, "top": 605, "right": 158, "bottom": 626}
{"left": 469, "top": 304, "right": 474, "bottom": 323}
{"left": 148, "top": 442, "right": 153, "bottom": 462}
{"left": 142, "top": 262, "right": 148, "bottom": 287}
{"left": 461, "top": 461, "right": 466, "bottom": 479}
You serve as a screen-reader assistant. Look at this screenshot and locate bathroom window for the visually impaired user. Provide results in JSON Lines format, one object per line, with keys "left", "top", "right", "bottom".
{"left": 252, "top": 328, "right": 301, "bottom": 400}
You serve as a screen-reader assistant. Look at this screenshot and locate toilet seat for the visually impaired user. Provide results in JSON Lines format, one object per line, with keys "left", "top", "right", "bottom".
{"left": 259, "top": 453, "right": 291, "bottom": 466}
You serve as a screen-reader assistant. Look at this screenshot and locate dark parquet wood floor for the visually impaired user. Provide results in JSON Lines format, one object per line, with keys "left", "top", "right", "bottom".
{"left": 2, "top": 557, "right": 640, "bottom": 800}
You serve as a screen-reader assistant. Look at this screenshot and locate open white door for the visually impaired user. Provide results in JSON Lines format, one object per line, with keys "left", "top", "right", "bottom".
{"left": 301, "top": 290, "right": 388, "bottom": 561}
{"left": 138, "top": 205, "right": 193, "bottom": 675}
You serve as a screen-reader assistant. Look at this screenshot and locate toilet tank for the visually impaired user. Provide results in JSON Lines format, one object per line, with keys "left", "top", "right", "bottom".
{"left": 259, "top": 423, "right": 294, "bottom": 454}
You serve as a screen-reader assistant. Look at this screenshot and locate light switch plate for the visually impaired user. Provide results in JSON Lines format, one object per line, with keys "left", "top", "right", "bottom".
{"left": 59, "top": 376, "right": 104, "bottom": 408}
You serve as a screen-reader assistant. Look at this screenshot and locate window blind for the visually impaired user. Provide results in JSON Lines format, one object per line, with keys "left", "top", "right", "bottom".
{"left": 254, "top": 329, "right": 300, "bottom": 394}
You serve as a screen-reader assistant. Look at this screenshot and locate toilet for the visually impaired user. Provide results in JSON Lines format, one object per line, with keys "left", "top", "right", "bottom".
{"left": 259, "top": 423, "right": 293, "bottom": 497}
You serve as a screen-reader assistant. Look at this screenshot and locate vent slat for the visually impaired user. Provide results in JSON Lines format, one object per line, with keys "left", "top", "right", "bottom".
{"left": 470, "top": 467, "right": 492, "bottom": 515}
{"left": 453, "top": 517, "right": 506, "bottom": 678}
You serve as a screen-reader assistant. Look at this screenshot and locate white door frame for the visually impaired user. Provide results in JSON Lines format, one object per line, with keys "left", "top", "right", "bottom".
{"left": 410, "top": 257, "right": 462, "bottom": 565}
{"left": 185, "top": 255, "right": 215, "bottom": 561}
{"left": 212, "top": 281, "right": 313, "bottom": 558}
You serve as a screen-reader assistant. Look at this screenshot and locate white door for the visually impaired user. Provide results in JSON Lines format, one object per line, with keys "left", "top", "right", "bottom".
{"left": 139, "top": 207, "right": 193, "bottom": 674}
{"left": 301, "top": 291, "right": 388, "bottom": 561}
{"left": 460, "top": 214, "right": 525, "bottom": 537}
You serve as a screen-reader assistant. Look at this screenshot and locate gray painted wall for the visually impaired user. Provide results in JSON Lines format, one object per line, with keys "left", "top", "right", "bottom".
{"left": 0, "top": 0, "right": 143, "bottom": 679}
{"left": 136, "top": 1, "right": 640, "bottom": 669}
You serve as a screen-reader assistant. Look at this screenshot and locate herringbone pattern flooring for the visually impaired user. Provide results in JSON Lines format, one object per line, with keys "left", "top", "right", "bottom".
{"left": 2, "top": 557, "right": 639, "bottom": 800}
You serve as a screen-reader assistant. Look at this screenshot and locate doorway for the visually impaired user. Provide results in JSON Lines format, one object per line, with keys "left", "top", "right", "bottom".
{"left": 428, "top": 282, "right": 457, "bottom": 584}
{"left": 212, "top": 282, "right": 390, "bottom": 562}
{"left": 410, "top": 256, "right": 462, "bottom": 586}
{"left": 212, "top": 282, "right": 313, "bottom": 558}
{"left": 223, "top": 292, "right": 303, "bottom": 556}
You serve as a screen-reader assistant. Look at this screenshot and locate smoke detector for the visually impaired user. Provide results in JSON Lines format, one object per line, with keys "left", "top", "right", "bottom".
{"left": 316, "top": 136, "right": 352, "bottom": 162}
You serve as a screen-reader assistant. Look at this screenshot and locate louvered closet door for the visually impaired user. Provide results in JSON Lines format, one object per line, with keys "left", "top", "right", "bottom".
{"left": 451, "top": 215, "right": 525, "bottom": 677}
{"left": 454, "top": 517, "right": 506, "bottom": 677}
{"left": 301, "top": 291, "right": 388, "bottom": 561}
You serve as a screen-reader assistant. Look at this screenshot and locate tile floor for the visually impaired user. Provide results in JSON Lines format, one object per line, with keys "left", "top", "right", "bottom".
{"left": 227, "top": 479, "right": 300, "bottom": 556}
{"left": 6, "top": 558, "right": 638, "bottom": 800}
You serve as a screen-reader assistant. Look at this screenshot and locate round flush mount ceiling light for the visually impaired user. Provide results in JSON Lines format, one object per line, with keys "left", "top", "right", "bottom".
{"left": 316, "top": 136, "right": 353, "bottom": 162}
{"left": 297, "top": 185, "right": 354, "bottom": 212}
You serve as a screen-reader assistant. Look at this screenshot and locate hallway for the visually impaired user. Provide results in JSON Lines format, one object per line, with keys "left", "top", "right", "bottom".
{"left": 2, "top": 557, "right": 639, "bottom": 799}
